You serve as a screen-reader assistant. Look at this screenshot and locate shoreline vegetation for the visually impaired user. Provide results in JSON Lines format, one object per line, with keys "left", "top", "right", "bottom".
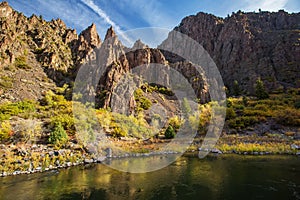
{"left": 0, "top": 141, "right": 299, "bottom": 177}
{"left": 0, "top": 2, "right": 299, "bottom": 178}
{"left": 0, "top": 86, "right": 299, "bottom": 177}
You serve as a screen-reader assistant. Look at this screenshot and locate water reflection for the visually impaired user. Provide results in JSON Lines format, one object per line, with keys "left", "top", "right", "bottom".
{"left": 0, "top": 155, "right": 299, "bottom": 200}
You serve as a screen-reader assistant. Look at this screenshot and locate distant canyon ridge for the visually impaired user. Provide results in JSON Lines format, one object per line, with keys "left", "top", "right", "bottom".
{"left": 0, "top": 1, "right": 299, "bottom": 106}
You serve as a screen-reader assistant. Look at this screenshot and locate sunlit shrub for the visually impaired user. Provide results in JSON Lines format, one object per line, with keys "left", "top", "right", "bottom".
{"left": 48, "top": 122, "right": 68, "bottom": 146}
{"left": 0, "top": 121, "right": 12, "bottom": 142}
{"left": 111, "top": 113, "right": 152, "bottom": 139}
{"left": 274, "top": 108, "right": 300, "bottom": 126}
{"left": 168, "top": 116, "right": 182, "bottom": 131}
{"left": 0, "top": 100, "right": 36, "bottom": 121}
{"left": 226, "top": 107, "right": 236, "bottom": 120}
{"left": 228, "top": 116, "right": 261, "bottom": 129}
{"left": 14, "top": 56, "right": 31, "bottom": 70}
{"left": 134, "top": 88, "right": 152, "bottom": 111}
{"left": 50, "top": 114, "right": 75, "bottom": 135}
{"left": 0, "top": 76, "right": 13, "bottom": 89}
{"left": 14, "top": 120, "right": 42, "bottom": 143}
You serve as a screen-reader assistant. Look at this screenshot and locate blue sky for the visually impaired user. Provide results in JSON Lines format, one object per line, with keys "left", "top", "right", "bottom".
{"left": 5, "top": 0, "right": 300, "bottom": 45}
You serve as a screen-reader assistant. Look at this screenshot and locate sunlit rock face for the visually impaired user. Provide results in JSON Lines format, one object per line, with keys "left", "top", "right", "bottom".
{"left": 171, "top": 10, "right": 300, "bottom": 94}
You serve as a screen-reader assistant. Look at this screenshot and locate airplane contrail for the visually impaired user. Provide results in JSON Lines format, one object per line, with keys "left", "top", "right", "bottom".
{"left": 81, "top": 0, "right": 133, "bottom": 44}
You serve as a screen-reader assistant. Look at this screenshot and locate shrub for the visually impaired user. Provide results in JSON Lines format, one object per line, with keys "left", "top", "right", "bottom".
{"left": 134, "top": 88, "right": 143, "bottom": 98}
{"left": 112, "top": 126, "right": 127, "bottom": 137}
{"left": 227, "top": 116, "right": 261, "bottom": 129}
{"left": 294, "top": 100, "right": 300, "bottom": 109}
{"left": 17, "top": 100, "right": 36, "bottom": 112}
{"left": 274, "top": 108, "right": 300, "bottom": 126}
{"left": 0, "top": 76, "right": 13, "bottom": 89}
{"left": 14, "top": 120, "right": 42, "bottom": 143}
{"left": 50, "top": 114, "right": 75, "bottom": 135}
{"left": 0, "top": 100, "right": 36, "bottom": 121}
{"left": 168, "top": 116, "right": 182, "bottom": 131}
{"left": 226, "top": 107, "right": 236, "bottom": 120}
{"left": 164, "top": 125, "right": 175, "bottom": 139}
{"left": 111, "top": 113, "right": 152, "bottom": 139}
{"left": 158, "top": 87, "right": 174, "bottom": 96}
{"left": 14, "top": 56, "right": 31, "bottom": 70}
{"left": 134, "top": 89, "right": 152, "bottom": 111}
{"left": 243, "top": 109, "right": 272, "bottom": 117}
{"left": 190, "top": 104, "right": 212, "bottom": 133}
{"left": 227, "top": 99, "right": 233, "bottom": 107}
{"left": 0, "top": 121, "right": 12, "bottom": 142}
{"left": 139, "top": 97, "right": 152, "bottom": 110}
{"left": 48, "top": 123, "right": 68, "bottom": 146}
{"left": 242, "top": 96, "right": 248, "bottom": 106}
{"left": 40, "top": 90, "right": 55, "bottom": 106}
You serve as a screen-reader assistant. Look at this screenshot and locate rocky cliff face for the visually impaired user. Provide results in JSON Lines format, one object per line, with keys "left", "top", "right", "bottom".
{"left": 0, "top": 2, "right": 100, "bottom": 102}
{"left": 94, "top": 30, "right": 170, "bottom": 110}
{"left": 1, "top": 1, "right": 299, "bottom": 105}
{"left": 171, "top": 10, "right": 300, "bottom": 94}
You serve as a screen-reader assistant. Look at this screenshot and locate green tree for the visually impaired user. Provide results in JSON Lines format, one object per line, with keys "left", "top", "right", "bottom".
{"left": 232, "top": 80, "right": 241, "bottom": 96}
{"left": 164, "top": 125, "right": 175, "bottom": 139}
{"left": 255, "top": 78, "right": 269, "bottom": 99}
{"left": 48, "top": 123, "right": 68, "bottom": 146}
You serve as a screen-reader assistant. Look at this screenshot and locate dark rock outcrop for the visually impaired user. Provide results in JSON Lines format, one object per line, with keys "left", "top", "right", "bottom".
{"left": 168, "top": 10, "right": 300, "bottom": 94}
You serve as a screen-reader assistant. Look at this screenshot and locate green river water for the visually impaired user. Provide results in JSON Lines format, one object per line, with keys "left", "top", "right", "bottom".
{"left": 0, "top": 154, "right": 299, "bottom": 200}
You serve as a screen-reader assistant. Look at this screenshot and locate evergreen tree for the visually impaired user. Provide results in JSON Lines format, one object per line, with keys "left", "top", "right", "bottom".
{"left": 255, "top": 78, "right": 269, "bottom": 99}
{"left": 164, "top": 125, "right": 175, "bottom": 139}
{"left": 232, "top": 80, "right": 241, "bottom": 96}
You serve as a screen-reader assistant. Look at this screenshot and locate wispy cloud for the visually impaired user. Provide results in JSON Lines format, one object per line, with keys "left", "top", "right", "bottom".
{"left": 243, "top": 0, "right": 288, "bottom": 11}
{"left": 80, "top": 0, "right": 132, "bottom": 44}
{"left": 114, "top": 0, "right": 177, "bottom": 29}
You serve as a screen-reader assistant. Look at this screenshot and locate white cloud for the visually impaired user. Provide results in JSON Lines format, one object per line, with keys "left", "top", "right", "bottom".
{"left": 80, "top": 0, "right": 132, "bottom": 44}
{"left": 23, "top": 0, "right": 106, "bottom": 34}
{"left": 243, "top": 0, "right": 288, "bottom": 11}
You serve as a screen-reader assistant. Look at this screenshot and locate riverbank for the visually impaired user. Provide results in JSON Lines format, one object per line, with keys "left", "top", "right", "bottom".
{"left": 1, "top": 133, "right": 299, "bottom": 177}
{"left": 0, "top": 92, "right": 299, "bottom": 176}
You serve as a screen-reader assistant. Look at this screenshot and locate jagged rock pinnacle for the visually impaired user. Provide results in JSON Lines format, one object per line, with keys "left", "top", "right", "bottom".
{"left": 0, "top": 1, "right": 13, "bottom": 18}
{"left": 80, "top": 23, "right": 101, "bottom": 48}
{"left": 104, "top": 26, "right": 116, "bottom": 40}
{"left": 132, "top": 39, "right": 148, "bottom": 50}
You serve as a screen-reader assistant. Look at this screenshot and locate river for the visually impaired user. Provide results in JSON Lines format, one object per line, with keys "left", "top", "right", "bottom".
{"left": 0, "top": 154, "right": 299, "bottom": 200}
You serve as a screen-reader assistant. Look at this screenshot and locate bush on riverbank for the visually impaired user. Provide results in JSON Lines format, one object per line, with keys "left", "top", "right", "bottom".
{"left": 48, "top": 123, "right": 69, "bottom": 146}
{"left": 225, "top": 93, "right": 300, "bottom": 130}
